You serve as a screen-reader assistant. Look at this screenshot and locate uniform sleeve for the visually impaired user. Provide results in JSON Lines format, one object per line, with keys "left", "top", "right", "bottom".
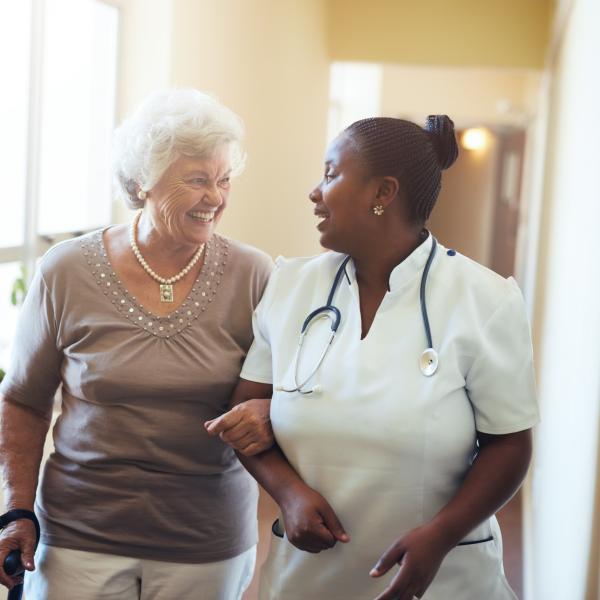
{"left": 0, "top": 266, "right": 62, "bottom": 416}
{"left": 466, "top": 283, "right": 539, "bottom": 434}
{"left": 239, "top": 260, "right": 281, "bottom": 385}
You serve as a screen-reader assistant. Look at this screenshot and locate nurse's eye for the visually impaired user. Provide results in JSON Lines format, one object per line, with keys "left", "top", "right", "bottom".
{"left": 324, "top": 172, "right": 335, "bottom": 183}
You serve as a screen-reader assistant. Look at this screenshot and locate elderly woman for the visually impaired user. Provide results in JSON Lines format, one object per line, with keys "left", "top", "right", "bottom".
{"left": 210, "top": 116, "right": 538, "bottom": 599}
{"left": 0, "top": 90, "right": 273, "bottom": 599}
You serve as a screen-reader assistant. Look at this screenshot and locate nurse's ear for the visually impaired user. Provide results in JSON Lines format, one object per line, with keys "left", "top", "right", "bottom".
{"left": 373, "top": 175, "right": 402, "bottom": 211}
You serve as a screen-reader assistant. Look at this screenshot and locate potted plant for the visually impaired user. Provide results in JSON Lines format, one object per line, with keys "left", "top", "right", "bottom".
{"left": 0, "top": 265, "right": 28, "bottom": 383}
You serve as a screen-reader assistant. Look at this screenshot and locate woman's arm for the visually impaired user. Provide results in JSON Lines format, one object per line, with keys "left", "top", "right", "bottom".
{"left": 204, "top": 384, "right": 274, "bottom": 456}
{"left": 0, "top": 395, "right": 52, "bottom": 589}
{"left": 207, "top": 379, "right": 349, "bottom": 553}
{"left": 371, "top": 429, "right": 532, "bottom": 600}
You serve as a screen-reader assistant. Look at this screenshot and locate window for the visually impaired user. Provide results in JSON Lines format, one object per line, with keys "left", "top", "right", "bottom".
{"left": 0, "top": 0, "right": 119, "bottom": 371}
{"left": 328, "top": 62, "right": 383, "bottom": 143}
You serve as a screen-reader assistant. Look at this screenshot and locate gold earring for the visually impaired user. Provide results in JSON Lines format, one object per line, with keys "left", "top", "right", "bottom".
{"left": 137, "top": 190, "right": 147, "bottom": 200}
{"left": 373, "top": 205, "right": 384, "bottom": 216}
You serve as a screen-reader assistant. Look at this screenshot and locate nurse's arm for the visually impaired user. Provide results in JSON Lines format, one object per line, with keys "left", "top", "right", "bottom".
{"left": 430, "top": 428, "right": 533, "bottom": 542}
{"left": 370, "top": 428, "right": 532, "bottom": 600}
{"left": 222, "top": 378, "right": 350, "bottom": 553}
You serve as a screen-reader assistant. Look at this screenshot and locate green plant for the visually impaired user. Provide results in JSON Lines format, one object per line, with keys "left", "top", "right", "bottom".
{"left": 1, "top": 265, "right": 29, "bottom": 380}
{"left": 10, "top": 264, "right": 28, "bottom": 307}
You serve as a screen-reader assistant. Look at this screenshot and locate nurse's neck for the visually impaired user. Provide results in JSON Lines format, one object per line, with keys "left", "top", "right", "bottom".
{"left": 352, "top": 226, "right": 425, "bottom": 291}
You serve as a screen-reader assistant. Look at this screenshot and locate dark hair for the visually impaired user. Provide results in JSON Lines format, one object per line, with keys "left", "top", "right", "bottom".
{"left": 344, "top": 115, "right": 458, "bottom": 223}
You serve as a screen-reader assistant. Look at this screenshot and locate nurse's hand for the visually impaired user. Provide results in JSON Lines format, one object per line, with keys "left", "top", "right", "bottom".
{"left": 204, "top": 398, "right": 274, "bottom": 456}
{"left": 369, "top": 522, "right": 451, "bottom": 600}
{"left": 280, "top": 481, "right": 350, "bottom": 553}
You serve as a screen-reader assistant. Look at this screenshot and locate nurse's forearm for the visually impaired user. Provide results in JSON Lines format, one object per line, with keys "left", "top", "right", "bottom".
{"left": 229, "top": 379, "right": 349, "bottom": 549}
{"left": 237, "top": 444, "right": 350, "bottom": 551}
{"left": 428, "top": 429, "right": 532, "bottom": 548}
{"left": 0, "top": 395, "right": 51, "bottom": 510}
{"left": 237, "top": 445, "right": 307, "bottom": 505}
{"left": 228, "top": 378, "right": 305, "bottom": 502}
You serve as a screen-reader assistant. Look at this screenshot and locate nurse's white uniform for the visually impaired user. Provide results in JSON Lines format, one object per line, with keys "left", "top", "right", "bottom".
{"left": 241, "top": 235, "right": 539, "bottom": 600}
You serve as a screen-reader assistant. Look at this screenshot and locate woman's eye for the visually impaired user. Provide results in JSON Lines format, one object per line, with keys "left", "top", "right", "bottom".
{"left": 219, "top": 178, "right": 231, "bottom": 188}
{"left": 191, "top": 178, "right": 207, "bottom": 185}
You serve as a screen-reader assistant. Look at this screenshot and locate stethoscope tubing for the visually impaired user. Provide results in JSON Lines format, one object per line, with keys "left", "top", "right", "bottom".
{"left": 279, "top": 236, "right": 439, "bottom": 394}
{"left": 420, "top": 237, "right": 437, "bottom": 350}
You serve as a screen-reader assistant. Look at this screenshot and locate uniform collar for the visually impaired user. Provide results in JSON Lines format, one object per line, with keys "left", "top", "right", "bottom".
{"left": 348, "top": 231, "right": 435, "bottom": 294}
{"left": 388, "top": 231, "right": 435, "bottom": 292}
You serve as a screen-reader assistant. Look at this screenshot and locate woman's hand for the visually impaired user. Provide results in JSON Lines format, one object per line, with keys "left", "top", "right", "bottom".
{"left": 204, "top": 398, "right": 274, "bottom": 455}
{"left": 0, "top": 519, "right": 37, "bottom": 589}
{"left": 278, "top": 480, "right": 350, "bottom": 553}
{"left": 369, "top": 522, "right": 451, "bottom": 600}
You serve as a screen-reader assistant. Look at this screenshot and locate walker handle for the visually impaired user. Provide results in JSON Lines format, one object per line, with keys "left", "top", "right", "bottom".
{"left": 3, "top": 550, "right": 23, "bottom": 577}
{"left": 3, "top": 550, "right": 24, "bottom": 600}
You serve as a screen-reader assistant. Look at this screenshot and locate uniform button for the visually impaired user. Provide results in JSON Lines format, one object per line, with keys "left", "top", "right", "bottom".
{"left": 447, "top": 249, "right": 456, "bottom": 256}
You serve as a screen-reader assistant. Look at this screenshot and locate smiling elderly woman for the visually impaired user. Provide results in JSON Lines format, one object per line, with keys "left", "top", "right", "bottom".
{"left": 0, "top": 90, "right": 274, "bottom": 599}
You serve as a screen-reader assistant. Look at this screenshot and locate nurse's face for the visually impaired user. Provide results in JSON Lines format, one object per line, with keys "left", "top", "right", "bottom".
{"left": 309, "top": 135, "right": 378, "bottom": 253}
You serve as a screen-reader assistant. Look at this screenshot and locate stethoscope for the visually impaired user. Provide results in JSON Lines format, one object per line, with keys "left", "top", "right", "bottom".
{"left": 275, "top": 236, "right": 439, "bottom": 395}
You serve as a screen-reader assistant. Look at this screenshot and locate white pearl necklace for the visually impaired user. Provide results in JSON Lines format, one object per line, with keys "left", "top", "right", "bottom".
{"left": 129, "top": 210, "right": 205, "bottom": 302}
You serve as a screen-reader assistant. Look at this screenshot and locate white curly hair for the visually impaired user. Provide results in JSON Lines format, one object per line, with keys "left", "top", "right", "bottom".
{"left": 112, "top": 89, "right": 246, "bottom": 209}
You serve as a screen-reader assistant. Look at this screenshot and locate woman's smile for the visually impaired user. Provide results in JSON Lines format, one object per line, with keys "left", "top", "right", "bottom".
{"left": 186, "top": 210, "right": 217, "bottom": 223}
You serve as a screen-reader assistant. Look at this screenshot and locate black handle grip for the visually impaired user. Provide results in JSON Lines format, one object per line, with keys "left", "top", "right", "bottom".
{"left": 3, "top": 550, "right": 23, "bottom": 577}
{"left": 0, "top": 509, "right": 40, "bottom": 600}
{"left": 8, "top": 583, "right": 24, "bottom": 600}
{"left": 4, "top": 550, "right": 24, "bottom": 600}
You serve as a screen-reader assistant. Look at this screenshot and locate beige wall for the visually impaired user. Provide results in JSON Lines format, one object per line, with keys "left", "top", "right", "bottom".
{"left": 327, "top": 0, "right": 553, "bottom": 69}
{"left": 113, "top": 0, "right": 330, "bottom": 259}
{"left": 169, "top": 0, "right": 329, "bottom": 258}
{"left": 111, "top": 0, "right": 173, "bottom": 223}
{"left": 428, "top": 132, "right": 499, "bottom": 266}
{"left": 381, "top": 65, "right": 542, "bottom": 128}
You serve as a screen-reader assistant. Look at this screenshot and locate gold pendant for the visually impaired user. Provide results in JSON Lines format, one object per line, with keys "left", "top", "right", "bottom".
{"left": 159, "top": 284, "right": 174, "bottom": 303}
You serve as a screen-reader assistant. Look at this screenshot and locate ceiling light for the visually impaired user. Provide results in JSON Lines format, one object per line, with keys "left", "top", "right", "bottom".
{"left": 461, "top": 128, "right": 488, "bottom": 151}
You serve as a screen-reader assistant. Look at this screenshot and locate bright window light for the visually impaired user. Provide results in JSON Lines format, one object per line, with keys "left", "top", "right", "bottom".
{"left": 0, "top": 2, "right": 31, "bottom": 248}
{"left": 37, "top": 0, "right": 118, "bottom": 236}
{"left": 328, "top": 62, "right": 383, "bottom": 143}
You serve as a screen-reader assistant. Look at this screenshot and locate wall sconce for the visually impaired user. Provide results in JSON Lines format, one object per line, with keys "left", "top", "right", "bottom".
{"left": 461, "top": 128, "right": 488, "bottom": 151}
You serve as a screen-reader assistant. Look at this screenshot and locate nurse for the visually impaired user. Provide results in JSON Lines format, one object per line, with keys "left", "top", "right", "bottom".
{"left": 208, "top": 116, "right": 538, "bottom": 599}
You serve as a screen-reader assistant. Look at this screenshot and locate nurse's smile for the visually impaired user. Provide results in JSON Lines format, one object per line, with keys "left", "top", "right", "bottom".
{"left": 314, "top": 210, "right": 329, "bottom": 230}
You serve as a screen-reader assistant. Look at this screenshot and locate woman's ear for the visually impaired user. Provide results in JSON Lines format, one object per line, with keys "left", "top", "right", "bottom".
{"left": 375, "top": 176, "right": 400, "bottom": 208}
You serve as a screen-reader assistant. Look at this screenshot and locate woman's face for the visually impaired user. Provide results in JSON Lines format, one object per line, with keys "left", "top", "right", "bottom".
{"left": 145, "top": 146, "right": 232, "bottom": 246}
{"left": 310, "top": 134, "right": 377, "bottom": 253}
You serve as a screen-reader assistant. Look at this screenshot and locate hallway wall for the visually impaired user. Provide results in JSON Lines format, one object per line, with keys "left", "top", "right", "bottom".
{"left": 113, "top": 0, "right": 330, "bottom": 259}
{"left": 326, "top": 0, "right": 552, "bottom": 68}
{"left": 528, "top": 0, "right": 600, "bottom": 597}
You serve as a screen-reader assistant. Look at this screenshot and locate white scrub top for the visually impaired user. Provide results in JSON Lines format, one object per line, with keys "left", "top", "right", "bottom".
{"left": 241, "top": 234, "right": 538, "bottom": 600}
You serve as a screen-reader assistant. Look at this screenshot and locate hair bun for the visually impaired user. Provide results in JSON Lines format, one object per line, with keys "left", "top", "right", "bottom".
{"left": 425, "top": 115, "right": 459, "bottom": 170}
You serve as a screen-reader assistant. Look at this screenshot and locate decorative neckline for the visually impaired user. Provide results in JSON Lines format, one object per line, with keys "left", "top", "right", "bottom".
{"left": 80, "top": 229, "right": 230, "bottom": 339}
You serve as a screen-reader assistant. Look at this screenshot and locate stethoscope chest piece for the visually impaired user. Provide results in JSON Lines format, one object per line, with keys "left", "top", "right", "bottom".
{"left": 420, "top": 348, "right": 438, "bottom": 377}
